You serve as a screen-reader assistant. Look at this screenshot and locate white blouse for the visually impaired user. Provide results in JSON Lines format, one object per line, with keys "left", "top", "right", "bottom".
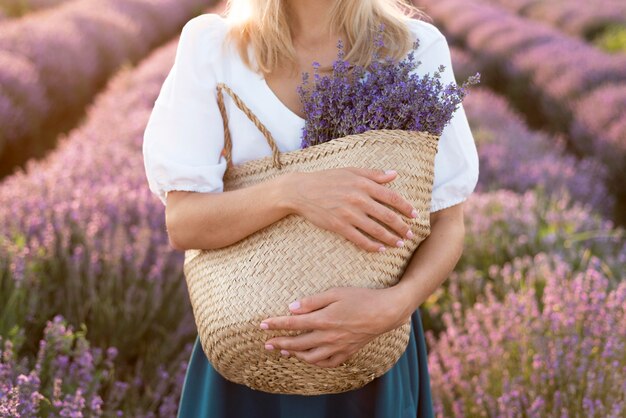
{"left": 142, "top": 13, "right": 479, "bottom": 212}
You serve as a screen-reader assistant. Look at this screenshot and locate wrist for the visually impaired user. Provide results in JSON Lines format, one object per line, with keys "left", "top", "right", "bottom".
{"left": 384, "top": 285, "right": 416, "bottom": 329}
{"left": 378, "top": 286, "right": 414, "bottom": 331}
{"left": 273, "top": 171, "right": 303, "bottom": 216}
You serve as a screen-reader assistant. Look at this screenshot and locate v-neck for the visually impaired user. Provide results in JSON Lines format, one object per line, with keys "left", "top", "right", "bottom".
{"left": 258, "top": 76, "right": 306, "bottom": 124}
{"left": 241, "top": 42, "right": 306, "bottom": 124}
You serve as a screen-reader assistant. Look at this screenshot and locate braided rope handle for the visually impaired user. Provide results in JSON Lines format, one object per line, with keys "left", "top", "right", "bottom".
{"left": 216, "top": 82, "right": 284, "bottom": 170}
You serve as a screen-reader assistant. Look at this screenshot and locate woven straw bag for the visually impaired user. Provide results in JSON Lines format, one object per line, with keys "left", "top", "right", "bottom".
{"left": 183, "top": 82, "right": 440, "bottom": 395}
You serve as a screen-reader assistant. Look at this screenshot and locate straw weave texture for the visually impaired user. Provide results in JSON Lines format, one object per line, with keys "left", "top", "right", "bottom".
{"left": 183, "top": 83, "right": 440, "bottom": 395}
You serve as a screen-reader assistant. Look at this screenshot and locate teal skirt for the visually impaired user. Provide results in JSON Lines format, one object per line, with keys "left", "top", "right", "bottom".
{"left": 177, "top": 308, "right": 435, "bottom": 418}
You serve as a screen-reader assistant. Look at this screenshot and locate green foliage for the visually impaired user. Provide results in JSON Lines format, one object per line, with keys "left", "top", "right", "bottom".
{"left": 593, "top": 24, "right": 626, "bottom": 53}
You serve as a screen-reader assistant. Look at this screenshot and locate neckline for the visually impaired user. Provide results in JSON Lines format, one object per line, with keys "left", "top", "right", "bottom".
{"left": 258, "top": 76, "right": 306, "bottom": 123}
{"left": 241, "top": 41, "right": 306, "bottom": 124}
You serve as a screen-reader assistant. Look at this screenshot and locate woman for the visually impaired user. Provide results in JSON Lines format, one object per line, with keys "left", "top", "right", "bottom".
{"left": 142, "top": 0, "right": 479, "bottom": 416}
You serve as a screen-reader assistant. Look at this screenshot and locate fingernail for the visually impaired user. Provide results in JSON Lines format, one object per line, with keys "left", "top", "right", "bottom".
{"left": 384, "top": 169, "right": 396, "bottom": 175}
{"left": 411, "top": 209, "right": 418, "bottom": 218}
{"left": 280, "top": 349, "right": 289, "bottom": 356}
{"left": 396, "top": 240, "right": 404, "bottom": 247}
{"left": 406, "top": 230, "right": 414, "bottom": 239}
{"left": 265, "top": 344, "right": 274, "bottom": 350}
{"left": 289, "top": 300, "right": 300, "bottom": 310}
{"left": 378, "top": 246, "right": 386, "bottom": 252}
{"left": 260, "top": 322, "right": 269, "bottom": 329}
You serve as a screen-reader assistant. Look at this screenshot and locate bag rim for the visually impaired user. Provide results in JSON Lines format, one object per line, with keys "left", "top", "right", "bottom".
{"left": 223, "top": 128, "right": 440, "bottom": 179}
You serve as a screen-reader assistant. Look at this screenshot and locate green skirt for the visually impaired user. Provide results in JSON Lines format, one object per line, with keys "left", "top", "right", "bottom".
{"left": 177, "top": 308, "right": 435, "bottom": 418}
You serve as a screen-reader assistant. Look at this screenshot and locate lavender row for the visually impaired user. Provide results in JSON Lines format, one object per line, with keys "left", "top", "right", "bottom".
{"left": 450, "top": 45, "right": 614, "bottom": 216}
{"left": 570, "top": 82, "right": 626, "bottom": 182}
{"left": 480, "top": 0, "right": 626, "bottom": 39}
{"left": 0, "top": 0, "right": 74, "bottom": 19}
{"left": 413, "top": 0, "right": 626, "bottom": 105}
{"left": 415, "top": 0, "right": 626, "bottom": 214}
{"left": 0, "top": 13, "right": 220, "bottom": 413}
{"left": 421, "top": 188, "right": 626, "bottom": 333}
{"left": 460, "top": 190, "right": 625, "bottom": 274}
{"left": 0, "top": 0, "right": 219, "bottom": 171}
{"left": 450, "top": 47, "right": 626, "bottom": 223}
{"left": 427, "top": 250, "right": 626, "bottom": 417}
{"left": 459, "top": 84, "right": 613, "bottom": 216}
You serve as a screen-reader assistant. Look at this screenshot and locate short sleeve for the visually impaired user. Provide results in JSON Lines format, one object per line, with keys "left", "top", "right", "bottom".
{"left": 407, "top": 20, "right": 480, "bottom": 212}
{"left": 142, "top": 14, "right": 228, "bottom": 206}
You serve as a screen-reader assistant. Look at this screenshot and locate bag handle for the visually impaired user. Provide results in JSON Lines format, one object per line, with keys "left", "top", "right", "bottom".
{"left": 216, "top": 82, "right": 284, "bottom": 170}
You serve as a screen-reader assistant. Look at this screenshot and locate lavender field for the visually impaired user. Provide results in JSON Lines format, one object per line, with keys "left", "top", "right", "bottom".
{"left": 1, "top": 0, "right": 625, "bottom": 416}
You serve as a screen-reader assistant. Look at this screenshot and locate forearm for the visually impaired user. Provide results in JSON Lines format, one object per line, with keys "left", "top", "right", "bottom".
{"left": 166, "top": 172, "right": 297, "bottom": 251}
{"left": 389, "top": 203, "right": 466, "bottom": 323}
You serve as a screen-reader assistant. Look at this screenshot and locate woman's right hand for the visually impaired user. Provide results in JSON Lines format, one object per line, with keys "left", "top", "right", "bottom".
{"left": 281, "top": 167, "right": 418, "bottom": 252}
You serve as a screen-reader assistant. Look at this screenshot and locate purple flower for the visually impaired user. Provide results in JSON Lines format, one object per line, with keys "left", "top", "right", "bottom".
{"left": 297, "top": 25, "right": 480, "bottom": 148}
{"left": 427, "top": 251, "right": 626, "bottom": 417}
{"left": 461, "top": 86, "right": 613, "bottom": 216}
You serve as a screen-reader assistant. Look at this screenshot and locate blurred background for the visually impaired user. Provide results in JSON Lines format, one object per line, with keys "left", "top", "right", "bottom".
{"left": 0, "top": 0, "right": 624, "bottom": 416}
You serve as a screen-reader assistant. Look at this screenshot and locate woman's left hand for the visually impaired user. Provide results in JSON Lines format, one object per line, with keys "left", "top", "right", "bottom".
{"left": 259, "top": 286, "right": 410, "bottom": 368}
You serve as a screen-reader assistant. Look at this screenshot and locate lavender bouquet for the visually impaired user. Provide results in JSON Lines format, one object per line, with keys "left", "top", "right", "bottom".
{"left": 297, "top": 24, "right": 481, "bottom": 149}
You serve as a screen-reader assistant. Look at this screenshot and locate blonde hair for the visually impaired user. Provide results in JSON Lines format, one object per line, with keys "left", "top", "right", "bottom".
{"left": 221, "top": 0, "right": 431, "bottom": 78}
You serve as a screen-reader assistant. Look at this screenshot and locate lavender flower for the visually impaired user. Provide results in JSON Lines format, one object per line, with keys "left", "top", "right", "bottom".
{"left": 0, "top": 24, "right": 206, "bottom": 416}
{"left": 461, "top": 86, "right": 613, "bottom": 216}
{"left": 427, "top": 252, "right": 626, "bottom": 417}
{"left": 416, "top": 0, "right": 626, "bottom": 216}
{"left": 0, "top": 0, "right": 216, "bottom": 168}
{"left": 0, "top": 316, "right": 121, "bottom": 417}
{"left": 570, "top": 82, "right": 626, "bottom": 176}
{"left": 459, "top": 189, "right": 625, "bottom": 275}
{"left": 297, "top": 24, "right": 480, "bottom": 148}
{"left": 474, "top": 0, "right": 626, "bottom": 40}
{"left": 420, "top": 188, "right": 625, "bottom": 334}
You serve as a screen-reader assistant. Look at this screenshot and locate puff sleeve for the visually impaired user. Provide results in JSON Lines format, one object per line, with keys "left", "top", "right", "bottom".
{"left": 408, "top": 21, "right": 480, "bottom": 212}
{"left": 142, "top": 14, "right": 228, "bottom": 206}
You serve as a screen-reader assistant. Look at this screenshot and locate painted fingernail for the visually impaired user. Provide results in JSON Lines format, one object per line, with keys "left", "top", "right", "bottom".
{"left": 280, "top": 349, "right": 289, "bottom": 356}
{"left": 411, "top": 209, "right": 418, "bottom": 218}
{"left": 378, "top": 246, "right": 386, "bottom": 252}
{"left": 265, "top": 344, "right": 274, "bottom": 350}
{"left": 260, "top": 322, "right": 269, "bottom": 329}
{"left": 406, "top": 230, "right": 414, "bottom": 239}
{"left": 396, "top": 240, "right": 404, "bottom": 247}
{"left": 288, "top": 300, "right": 300, "bottom": 310}
{"left": 384, "top": 169, "right": 396, "bottom": 175}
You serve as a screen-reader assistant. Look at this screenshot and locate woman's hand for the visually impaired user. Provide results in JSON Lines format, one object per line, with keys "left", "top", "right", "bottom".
{"left": 259, "top": 286, "right": 410, "bottom": 368}
{"left": 281, "top": 168, "right": 418, "bottom": 252}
